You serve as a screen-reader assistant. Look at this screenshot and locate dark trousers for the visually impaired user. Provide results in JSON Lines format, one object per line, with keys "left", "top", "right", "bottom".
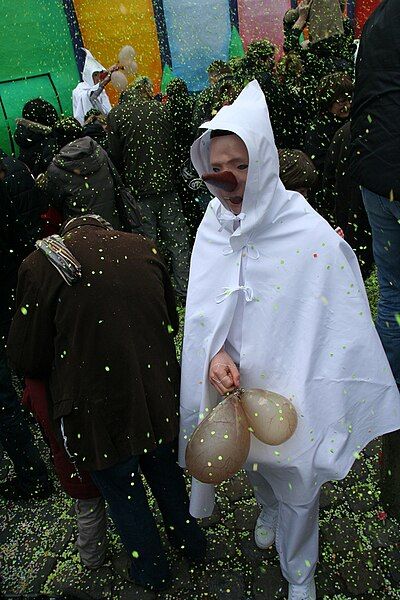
{"left": 90, "top": 440, "right": 206, "bottom": 589}
{"left": 0, "top": 348, "right": 49, "bottom": 492}
{"left": 138, "top": 192, "right": 190, "bottom": 300}
{"left": 362, "top": 187, "right": 400, "bottom": 516}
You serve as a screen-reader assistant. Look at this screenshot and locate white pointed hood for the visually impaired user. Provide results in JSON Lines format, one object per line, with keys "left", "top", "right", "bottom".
{"left": 180, "top": 80, "right": 400, "bottom": 518}
{"left": 72, "top": 49, "right": 111, "bottom": 125}
{"left": 191, "top": 80, "right": 290, "bottom": 253}
{"left": 82, "top": 49, "right": 106, "bottom": 86}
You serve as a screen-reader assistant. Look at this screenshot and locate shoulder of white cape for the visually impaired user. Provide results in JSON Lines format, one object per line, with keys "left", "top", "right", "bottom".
{"left": 73, "top": 82, "right": 92, "bottom": 93}
{"left": 195, "top": 195, "right": 358, "bottom": 271}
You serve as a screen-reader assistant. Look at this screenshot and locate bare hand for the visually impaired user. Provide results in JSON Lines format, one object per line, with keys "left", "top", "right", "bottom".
{"left": 209, "top": 348, "right": 240, "bottom": 395}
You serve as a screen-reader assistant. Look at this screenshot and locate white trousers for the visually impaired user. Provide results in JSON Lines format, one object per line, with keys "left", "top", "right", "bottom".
{"left": 247, "top": 470, "right": 320, "bottom": 585}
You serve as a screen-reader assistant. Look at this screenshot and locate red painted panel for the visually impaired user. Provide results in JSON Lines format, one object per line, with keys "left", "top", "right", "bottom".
{"left": 355, "top": 0, "right": 382, "bottom": 37}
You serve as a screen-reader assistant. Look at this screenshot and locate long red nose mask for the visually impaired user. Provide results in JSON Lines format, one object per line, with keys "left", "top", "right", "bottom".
{"left": 202, "top": 171, "right": 238, "bottom": 192}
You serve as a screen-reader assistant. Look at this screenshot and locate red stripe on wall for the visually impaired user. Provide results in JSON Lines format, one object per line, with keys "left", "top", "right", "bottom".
{"left": 355, "top": 0, "right": 382, "bottom": 37}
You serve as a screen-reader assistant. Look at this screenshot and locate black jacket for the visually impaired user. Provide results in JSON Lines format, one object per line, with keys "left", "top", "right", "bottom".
{"left": 46, "top": 136, "right": 121, "bottom": 228}
{"left": 324, "top": 122, "right": 373, "bottom": 276}
{"left": 0, "top": 150, "right": 45, "bottom": 243}
{"left": 304, "top": 112, "right": 346, "bottom": 173}
{"left": 7, "top": 216, "right": 180, "bottom": 470}
{"left": 0, "top": 179, "right": 38, "bottom": 345}
{"left": 350, "top": 0, "right": 400, "bottom": 200}
{"left": 14, "top": 119, "right": 58, "bottom": 177}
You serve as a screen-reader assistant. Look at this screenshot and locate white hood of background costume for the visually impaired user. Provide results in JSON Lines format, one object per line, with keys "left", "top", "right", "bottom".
{"left": 72, "top": 49, "right": 111, "bottom": 125}
{"left": 179, "top": 81, "right": 400, "bottom": 517}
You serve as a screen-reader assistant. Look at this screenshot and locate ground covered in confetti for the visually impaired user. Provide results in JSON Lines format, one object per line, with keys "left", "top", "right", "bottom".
{"left": 2, "top": 271, "right": 400, "bottom": 600}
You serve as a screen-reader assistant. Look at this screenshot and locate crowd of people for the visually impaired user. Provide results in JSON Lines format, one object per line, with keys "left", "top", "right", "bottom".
{"left": 1, "top": 0, "right": 400, "bottom": 599}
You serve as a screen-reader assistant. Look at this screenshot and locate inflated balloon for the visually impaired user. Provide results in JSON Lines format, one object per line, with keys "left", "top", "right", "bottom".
{"left": 185, "top": 392, "right": 250, "bottom": 484}
{"left": 124, "top": 60, "right": 138, "bottom": 76}
{"left": 118, "top": 45, "right": 136, "bottom": 66}
{"left": 241, "top": 388, "right": 298, "bottom": 446}
{"left": 111, "top": 71, "right": 128, "bottom": 92}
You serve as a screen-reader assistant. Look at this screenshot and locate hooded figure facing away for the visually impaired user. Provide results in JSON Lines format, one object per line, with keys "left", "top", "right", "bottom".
{"left": 72, "top": 49, "right": 113, "bottom": 125}
{"left": 179, "top": 81, "right": 400, "bottom": 600}
{"left": 107, "top": 77, "right": 191, "bottom": 300}
{"left": 45, "top": 136, "right": 121, "bottom": 229}
{"left": 14, "top": 98, "right": 59, "bottom": 177}
{"left": 7, "top": 214, "right": 206, "bottom": 591}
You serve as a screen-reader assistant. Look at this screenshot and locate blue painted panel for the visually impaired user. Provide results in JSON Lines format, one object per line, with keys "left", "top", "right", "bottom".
{"left": 163, "top": 0, "right": 231, "bottom": 91}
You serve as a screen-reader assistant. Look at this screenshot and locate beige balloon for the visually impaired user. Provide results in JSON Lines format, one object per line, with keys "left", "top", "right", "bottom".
{"left": 118, "top": 45, "right": 136, "bottom": 67}
{"left": 124, "top": 60, "right": 138, "bottom": 76}
{"left": 185, "top": 392, "right": 250, "bottom": 484}
{"left": 111, "top": 71, "right": 129, "bottom": 92}
{"left": 241, "top": 388, "right": 298, "bottom": 446}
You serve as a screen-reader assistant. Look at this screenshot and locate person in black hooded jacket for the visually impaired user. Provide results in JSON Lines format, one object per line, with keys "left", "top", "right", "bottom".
{"left": 82, "top": 109, "right": 108, "bottom": 151}
{"left": 14, "top": 99, "right": 59, "bottom": 177}
{"left": 349, "top": 0, "right": 400, "bottom": 519}
{"left": 45, "top": 136, "right": 121, "bottom": 229}
{"left": 304, "top": 72, "right": 353, "bottom": 220}
{"left": 0, "top": 149, "right": 45, "bottom": 243}
{"left": 0, "top": 163, "right": 52, "bottom": 501}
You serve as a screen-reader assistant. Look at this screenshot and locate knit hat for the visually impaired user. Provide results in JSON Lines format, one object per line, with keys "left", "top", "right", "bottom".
{"left": 22, "top": 98, "right": 58, "bottom": 127}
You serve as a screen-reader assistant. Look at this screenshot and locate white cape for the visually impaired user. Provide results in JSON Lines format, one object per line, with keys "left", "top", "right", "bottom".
{"left": 179, "top": 81, "right": 400, "bottom": 516}
{"left": 72, "top": 49, "right": 112, "bottom": 125}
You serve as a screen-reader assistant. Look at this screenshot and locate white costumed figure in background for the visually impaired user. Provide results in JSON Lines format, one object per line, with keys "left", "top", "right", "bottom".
{"left": 72, "top": 49, "right": 113, "bottom": 125}
{"left": 179, "top": 81, "right": 400, "bottom": 600}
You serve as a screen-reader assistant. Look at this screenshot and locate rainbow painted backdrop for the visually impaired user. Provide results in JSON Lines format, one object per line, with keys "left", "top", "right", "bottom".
{"left": 0, "top": 0, "right": 380, "bottom": 154}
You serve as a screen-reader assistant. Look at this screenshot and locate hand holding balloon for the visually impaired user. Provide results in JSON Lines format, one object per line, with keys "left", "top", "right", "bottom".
{"left": 209, "top": 348, "right": 240, "bottom": 395}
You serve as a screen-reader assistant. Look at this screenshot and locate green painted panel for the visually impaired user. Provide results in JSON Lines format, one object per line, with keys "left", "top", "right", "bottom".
{"left": 0, "top": 0, "right": 79, "bottom": 155}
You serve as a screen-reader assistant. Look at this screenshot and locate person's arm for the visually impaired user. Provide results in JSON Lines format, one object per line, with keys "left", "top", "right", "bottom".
{"left": 7, "top": 254, "right": 57, "bottom": 378}
{"left": 284, "top": 1, "right": 311, "bottom": 53}
{"left": 294, "top": 0, "right": 311, "bottom": 32}
{"left": 322, "top": 142, "right": 339, "bottom": 225}
{"left": 42, "top": 168, "right": 64, "bottom": 214}
{"left": 161, "top": 259, "right": 180, "bottom": 336}
{"left": 89, "top": 64, "right": 120, "bottom": 110}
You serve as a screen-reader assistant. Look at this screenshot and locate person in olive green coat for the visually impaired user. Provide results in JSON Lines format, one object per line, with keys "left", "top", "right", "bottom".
{"left": 107, "top": 77, "right": 190, "bottom": 300}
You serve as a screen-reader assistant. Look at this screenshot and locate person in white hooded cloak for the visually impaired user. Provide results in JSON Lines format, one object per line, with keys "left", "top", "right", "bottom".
{"left": 72, "top": 49, "right": 115, "bottom": 125}
{"left": 179, "top": 81, "right": 400, "bottom": 600}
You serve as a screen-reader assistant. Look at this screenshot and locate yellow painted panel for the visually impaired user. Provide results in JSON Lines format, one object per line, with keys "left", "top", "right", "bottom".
{"left": 74, "top": 0, "right": 162, "bottom": 103}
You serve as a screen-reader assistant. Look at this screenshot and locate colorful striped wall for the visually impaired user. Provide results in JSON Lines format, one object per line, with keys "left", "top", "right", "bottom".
{"left": 68, "top": 0, "right": 380, "bottom": 93}
{"left": 0, "top": 0, "right": 381, "bottom": 154}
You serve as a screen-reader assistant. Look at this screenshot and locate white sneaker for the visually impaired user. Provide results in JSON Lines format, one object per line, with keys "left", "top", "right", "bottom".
{"left": 254, "top": 508, "right": 276, "bottom": 549}
{"left": 288, "top": 579, "right": 316, "bottom": 600}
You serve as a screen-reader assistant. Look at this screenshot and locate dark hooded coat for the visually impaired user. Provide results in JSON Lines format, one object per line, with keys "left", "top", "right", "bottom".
{"left": 7, "top": 216, "right": 181, "bottom": 471}
{"left": 350, "top": 0, "right": 400, "bottom": 200}
{"left": 46, "top": 136, "right": 120, "bottom": 228}
{"left": 14, "top": 119, "right": 58, "bottom": 177}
